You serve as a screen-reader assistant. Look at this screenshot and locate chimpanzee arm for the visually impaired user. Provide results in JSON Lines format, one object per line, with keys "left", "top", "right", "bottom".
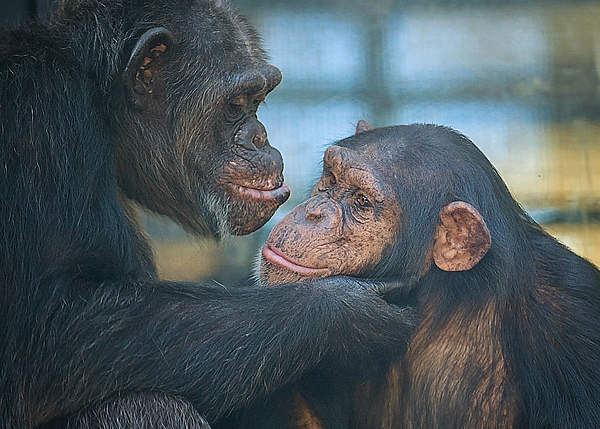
{"left": 27, "top": 277, "right": 412, "bottom": 423}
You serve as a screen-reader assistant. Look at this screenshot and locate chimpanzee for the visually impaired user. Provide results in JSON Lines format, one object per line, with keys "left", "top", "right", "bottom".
{"left": 0, "top": 2, "right": 416, "bottom": 427}
{"left": 235, "top": 122, "right": 600, "bottom": 428}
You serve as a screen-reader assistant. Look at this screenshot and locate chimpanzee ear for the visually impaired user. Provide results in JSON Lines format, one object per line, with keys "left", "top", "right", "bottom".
{"left": 432, "top": 201, "right": 491, "bottom": 272}
{"left": 355, "top": 119, "right": 372, "bottom": 134}
{"left": 124, "top": 27, "right": 174, "bottom": 109}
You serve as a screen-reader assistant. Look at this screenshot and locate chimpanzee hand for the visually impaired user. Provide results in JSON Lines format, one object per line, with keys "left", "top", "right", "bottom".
{"left": 290, "top": 276, "right": 418, "bottom": 364}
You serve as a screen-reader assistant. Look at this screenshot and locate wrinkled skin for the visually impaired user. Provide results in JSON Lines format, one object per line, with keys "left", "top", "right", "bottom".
{"left": 218, "top": 113, "right": 291, "bottom": 235}
{"left": 109, "top": 12, "right": 290, "bottom": 238}
{"left": 261, "top": 144, "right": 401, "bottom": 285}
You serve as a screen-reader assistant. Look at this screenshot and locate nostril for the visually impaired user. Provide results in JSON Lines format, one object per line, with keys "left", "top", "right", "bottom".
{"left": 304, "top": 197, "right": 329, "bottom": 223}
{"left": 234, "top": 122, "right": 259, "bottom": 151}
{"left": 236, "top": 139, "right": 257, "bottom": 151}
{"left": 252, "top": 134, "right": 265, "bottom": 148}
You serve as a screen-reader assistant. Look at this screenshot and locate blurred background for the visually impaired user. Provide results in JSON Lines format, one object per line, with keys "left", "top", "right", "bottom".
{"left": 4, "top": 0, "right": 600, "bottom": 284}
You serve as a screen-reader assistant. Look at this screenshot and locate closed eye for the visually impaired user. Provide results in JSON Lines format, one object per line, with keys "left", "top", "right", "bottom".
{"left": 226, "top": 100, "right": 245, "bottom": 121}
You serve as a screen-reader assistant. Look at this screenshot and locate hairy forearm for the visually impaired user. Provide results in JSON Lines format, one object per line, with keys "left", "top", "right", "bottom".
{"left": 24, "top": 277, "right": 414, "bottom": 422}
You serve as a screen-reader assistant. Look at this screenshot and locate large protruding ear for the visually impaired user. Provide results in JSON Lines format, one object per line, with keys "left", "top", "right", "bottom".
{"left": 432, "top": 201, "right": 491, "bottom": 272}
{"left": 124, "top": 27, "right": 174, "bottom": 109}
{"left": 355, "top": 119, "right": 372, "bottom": 134}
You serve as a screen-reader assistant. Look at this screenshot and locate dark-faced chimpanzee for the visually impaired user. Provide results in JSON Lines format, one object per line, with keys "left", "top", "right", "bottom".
{"left": 0, "top": 2, "right": 416, "bottom": 427}
{"left": 240, "top": 121, "right": 600, "bottom": 428}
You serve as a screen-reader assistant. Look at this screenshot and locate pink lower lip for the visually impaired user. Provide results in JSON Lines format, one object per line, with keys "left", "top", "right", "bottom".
{"left": 261, "top": 245, "right": 330, "bottom": 277}
{"left": 229, "top": 183, "right": 290, "bottom": 204}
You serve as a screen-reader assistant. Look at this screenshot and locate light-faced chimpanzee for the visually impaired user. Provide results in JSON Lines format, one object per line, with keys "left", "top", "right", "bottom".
{"left": 237, "top": 121, "right": 600, "bottom": 428}
{"left": 0, "top": 2, "right": 416, "bottom": 427}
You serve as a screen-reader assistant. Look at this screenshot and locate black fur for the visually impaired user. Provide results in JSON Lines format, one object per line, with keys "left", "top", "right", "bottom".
{"left": 390, "top": 124, "right": 600, "bottom": 428}
{"left": 227, "top": 124, "right": 600, "bottom": 428}
{"left": 355, "top": 125, "right": 600, "bottom": 427}
{"left": 49, "top": 393, "right": 212, "bottom": 429}
{"left": 0, "top": 2, "right": 415, "bottom": 427}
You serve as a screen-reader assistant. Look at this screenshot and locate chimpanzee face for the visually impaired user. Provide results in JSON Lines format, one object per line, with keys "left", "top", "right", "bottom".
{"left": 110, "top": 12, "right": 290, "bottom": 239}
{"left": 209, "top": 66, "right": 290, "bottom": 236}
{"left": 259, "top": 121, "right": 492, "bottom": 286}
{"left": 260, "top": 143, "right": 402, "bottom": 286}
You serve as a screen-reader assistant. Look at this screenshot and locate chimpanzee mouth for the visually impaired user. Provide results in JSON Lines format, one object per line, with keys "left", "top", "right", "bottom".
{"left": 262, "top": 245, "right": 331, "bottom": 278}
{"left": 227, "top": 183, "right": 291, "bottom": 204}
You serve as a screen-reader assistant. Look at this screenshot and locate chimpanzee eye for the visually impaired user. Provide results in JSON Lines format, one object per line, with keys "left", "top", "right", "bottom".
{"left": 355, "top": 193, "right": 372, "bottom": 208}
{"left": 228, "top": 104, "right": 242, "bottom": 113}
{"left": 227, "top": 98, "right": 245, "bottom": 121}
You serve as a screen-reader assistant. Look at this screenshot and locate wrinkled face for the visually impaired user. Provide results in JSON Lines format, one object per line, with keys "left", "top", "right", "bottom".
{"left": 209, "top": 67, "right": 290, "bottom": 235}
{"left": 113, "top": 10, "right": 290, "bottom": 240}
{"left": 260, "top": 144, "right": 401, "bottom": 285}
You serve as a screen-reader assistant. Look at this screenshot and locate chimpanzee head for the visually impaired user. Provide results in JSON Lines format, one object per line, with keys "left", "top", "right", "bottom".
{"left": 60, "top": 0, "right": 290, "bottom": 238}
{"left": 260, "top": 121, "right": 497, "bottom": 286}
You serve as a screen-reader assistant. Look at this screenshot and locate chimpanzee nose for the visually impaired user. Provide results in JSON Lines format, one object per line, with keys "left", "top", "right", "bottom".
{"left": 235, "top": 118, "right": 268, "bottom": 151}
{"left": 303, "top": 196, "right": 341, "bottom": 229}
{"left": 252, "top": 133, "right": 265, "bottom": 148}
{"left": 305, "top": 198, "right": 324, "bottom": 222}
